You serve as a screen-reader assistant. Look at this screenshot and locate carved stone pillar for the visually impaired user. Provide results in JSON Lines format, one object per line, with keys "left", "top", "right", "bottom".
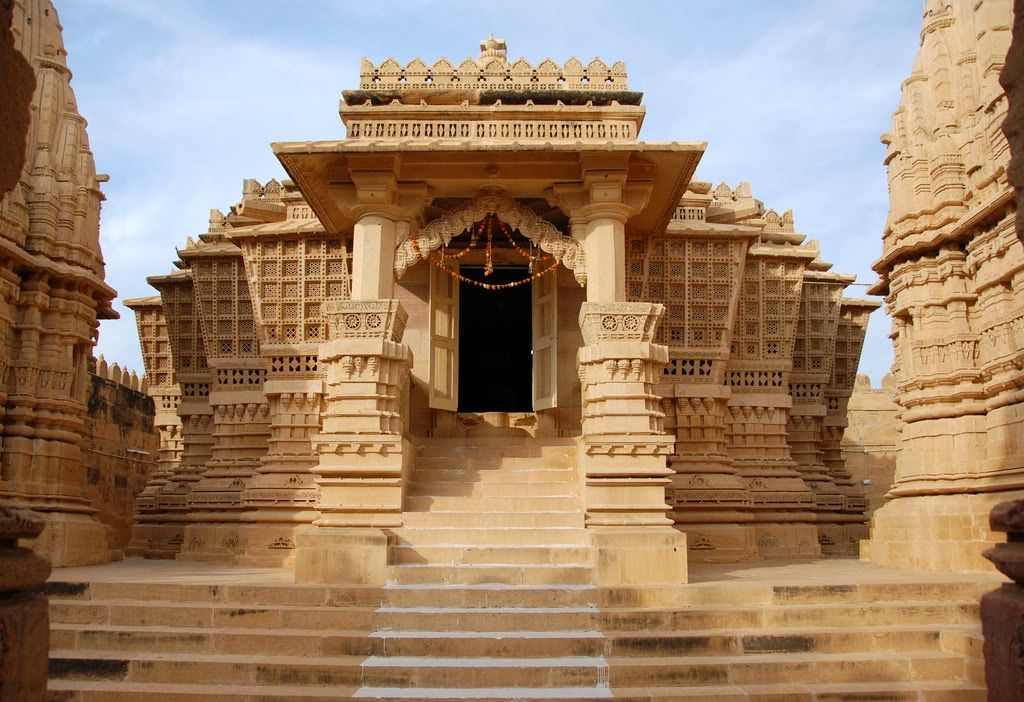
{"left": 727, "top": 247, "right": 820, "bottom": 559}
{"left": 177, "top": 238, "right": 271, "bottom": 563}
{"left": 146, "top": 272, "right": 215, "bottom": 558}
{"left": 231, "top": 226, "right": 351, "bottom": 566}
{"left": 624, "top": 220, "right": 758, "bottom": 563}
{"left": 786, "top": 272, "right": 852, "bottom": 552}
{"left": 295, "top": 299, "right": 412, "bottom": 585}
{"left": 817, "top": 298, "right": 879, "bottom": 555}
{"left": 577, "top": 302, "right": 687, "bottom": 586}
{"left": 124, "top": 296, "right": 185, "bottom": 558}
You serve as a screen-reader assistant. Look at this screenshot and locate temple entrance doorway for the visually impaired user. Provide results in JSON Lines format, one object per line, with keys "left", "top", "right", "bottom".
{"left": 457, "top": 266, "right": 532, "bottom": 412}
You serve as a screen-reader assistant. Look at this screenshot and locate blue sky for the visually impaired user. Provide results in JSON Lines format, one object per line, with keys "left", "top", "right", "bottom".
{"left": 56, "top": 0, "right": 924, "bottom": 384}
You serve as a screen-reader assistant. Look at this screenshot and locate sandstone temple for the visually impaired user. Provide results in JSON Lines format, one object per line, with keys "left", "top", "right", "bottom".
{"left": 1, "top": 0, "right": 1023, "bottom": 699}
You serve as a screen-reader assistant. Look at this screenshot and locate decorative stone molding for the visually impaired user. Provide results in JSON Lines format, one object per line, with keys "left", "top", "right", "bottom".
{"left": 394, "top": 187, "right": 586, "bottom": 285}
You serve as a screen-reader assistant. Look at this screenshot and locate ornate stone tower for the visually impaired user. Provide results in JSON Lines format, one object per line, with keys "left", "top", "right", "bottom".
{"left": 0, "top": 0, "right": 117, "bottom": 566}
{"left": 864, "top": 0, "right": 1020, "bottom": 572}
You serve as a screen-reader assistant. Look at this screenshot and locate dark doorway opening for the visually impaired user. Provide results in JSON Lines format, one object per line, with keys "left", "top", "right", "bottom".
{"left": 458, "top": 266, "right": 533, "bottom": 412}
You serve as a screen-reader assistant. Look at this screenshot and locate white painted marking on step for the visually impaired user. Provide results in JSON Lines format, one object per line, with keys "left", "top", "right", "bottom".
{"left": 352, "top": 687, "right": 613, "bottom": 699}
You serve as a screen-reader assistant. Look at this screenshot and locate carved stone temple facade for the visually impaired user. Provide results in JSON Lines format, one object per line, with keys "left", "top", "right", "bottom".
{"left": 124, "top": 36, "right": 877, "bottom": 584}
{"left": 862, "top": 0, "right": 1023, "bottom": 573}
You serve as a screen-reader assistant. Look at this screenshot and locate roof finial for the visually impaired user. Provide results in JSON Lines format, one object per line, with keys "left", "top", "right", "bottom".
{"left": 479, "top": 33, "right": 507, "bottom": 62}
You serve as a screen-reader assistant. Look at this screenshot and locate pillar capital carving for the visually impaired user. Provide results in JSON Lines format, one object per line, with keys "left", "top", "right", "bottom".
{"left": 579, "top": 301, "right": 663, "bottom": 345}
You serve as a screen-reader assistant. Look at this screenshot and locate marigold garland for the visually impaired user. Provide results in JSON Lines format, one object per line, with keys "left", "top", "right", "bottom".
{"left": 433, "top": 212, "right": 559, "bottom": 289}
{"left": 430, "top": 253, "right": 560, "bottom": 290}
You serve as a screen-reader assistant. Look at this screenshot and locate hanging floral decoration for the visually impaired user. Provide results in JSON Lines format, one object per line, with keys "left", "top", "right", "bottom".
{"left": 430, "top": 212, "right": 561, "bottom": 290}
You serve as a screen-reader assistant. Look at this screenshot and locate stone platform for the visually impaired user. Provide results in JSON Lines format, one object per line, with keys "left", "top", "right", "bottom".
{"left": 45, "top": 558, "right": 1000, "bottom": 701}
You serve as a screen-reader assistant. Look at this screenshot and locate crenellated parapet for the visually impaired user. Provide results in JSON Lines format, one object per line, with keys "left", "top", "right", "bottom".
{"left": 342, "top": 38, "right": 643, "bottom": 145}
{"left": 358, "top": 41, "right": 629, "bottom": 93}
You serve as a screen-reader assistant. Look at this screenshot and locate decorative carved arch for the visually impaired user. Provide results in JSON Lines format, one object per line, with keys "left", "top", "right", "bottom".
{"left": 394, "top": 187, "right": 586, "bottom": 285}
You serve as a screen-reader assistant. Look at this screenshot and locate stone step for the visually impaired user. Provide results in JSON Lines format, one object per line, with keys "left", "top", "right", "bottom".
{"left": 387, "top": 564, "right": 595, "bottom": 586}
{"left": 404, "top": 495, "right": 580, "bottom": 512}
{"left": 605, "top": 651, "right": 969, "bottom": 687}
{"left": 384, "top": 583, "right": 597, "bottom": 608}
{"left": 50, "top": 647, "right": 971, "bottom": 689}
{"left": 596, "top": 600, "right": 979, "bottom": 632}
{"left": 392, "top": 527, "right": 588, "bottom": 547}
{"left": 51, "top": 622, "right": 969, "bottom": 660}
{"left": 400, "top": 510, "right": 584, "bottom": 529}
{"left": 49, "top": 650, "right": 364, "bottom": 686}
{"left": 49, "top": 599, "right": 375, "bottom": 630}
{"left": 406, "top": 481, "right": 577, "bottom": 498}
{"left": 45, "top": 679, "right": 624, "bottom": 701}
{"left": 370, "top": 605, "right": 598, "bottom": 632}
{"left": 44, "top": 577, "right": 984, "bottom": 608}
{"left": 605, "top": 625, "right": 963, "bottom": 657}
{"left": 45, "top": 580, "right": 384, "bottom": 608}
{"left": 616, "top": 681, "right": 986, "bottom": 701}
{"left": 50, "top": 596, "right": 978, "bottom": 635}
{"left": 358, "top": 655, "right": 609, "bottom": 688}
{"left": 389, "top": 544, "right": 592, "bottom": 566}
{"left": 50, "top": 624, "right": 605, "bottom": 658}
{"left": 45, "top": 678, "right": 989, "bottom": 702}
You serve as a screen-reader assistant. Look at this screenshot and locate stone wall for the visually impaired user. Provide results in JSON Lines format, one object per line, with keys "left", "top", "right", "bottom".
{"left": 82, "top": 359, "right": 158, "bottom": 557}
{"left": 841, "top": 374, "right": 900, "bottom": 516}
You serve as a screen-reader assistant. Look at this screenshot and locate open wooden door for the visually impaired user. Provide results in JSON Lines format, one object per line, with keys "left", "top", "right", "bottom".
{"left": 532, "top": 272, "right": 557, "bottom": 410}
{"left": 428, "top": 263, "right": 459, "bottom": 410}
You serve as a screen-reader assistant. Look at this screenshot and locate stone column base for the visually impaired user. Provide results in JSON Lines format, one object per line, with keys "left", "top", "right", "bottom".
{"left": 679, "top": 524, "right": 759, "bottom": 563}
{"left": 234, "top": 523, "right": 311, "bottom": 568}
{"left": 753, "top": 524, "right": 821, "bottom": 559}
{"left": 817, "top": 523, "right": 868, "bottom": 557}
{"left": 295, "top": 527, "right": 390, "bottom": 585}
{"left": 589, "top": 527, "right": 687, "bottom": 589}
{"left": 176, "top": 523, "right": 246, "bottom": 563}
{"left": 125, "top": 522, "right": 187, "bottom": 559}
{"left": 28, "top": 512, "right": 109, "bottom": 567}
{"left": 862, "top": 490, "right": 1024, "bottom": 572}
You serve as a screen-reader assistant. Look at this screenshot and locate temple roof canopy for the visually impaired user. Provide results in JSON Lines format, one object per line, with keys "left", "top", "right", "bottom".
{"left": 273, "top": 140, "right": 704, "bottom": 236}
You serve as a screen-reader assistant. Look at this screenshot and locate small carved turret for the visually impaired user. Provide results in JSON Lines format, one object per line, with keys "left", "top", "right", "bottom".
{"left": 478, "top": 33, "right": 507, "bottom": 63}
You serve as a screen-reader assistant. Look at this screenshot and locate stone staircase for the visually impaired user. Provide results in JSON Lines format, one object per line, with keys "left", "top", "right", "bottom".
{"left": 45, "top": 434, "right": 990, "bottom": 700}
